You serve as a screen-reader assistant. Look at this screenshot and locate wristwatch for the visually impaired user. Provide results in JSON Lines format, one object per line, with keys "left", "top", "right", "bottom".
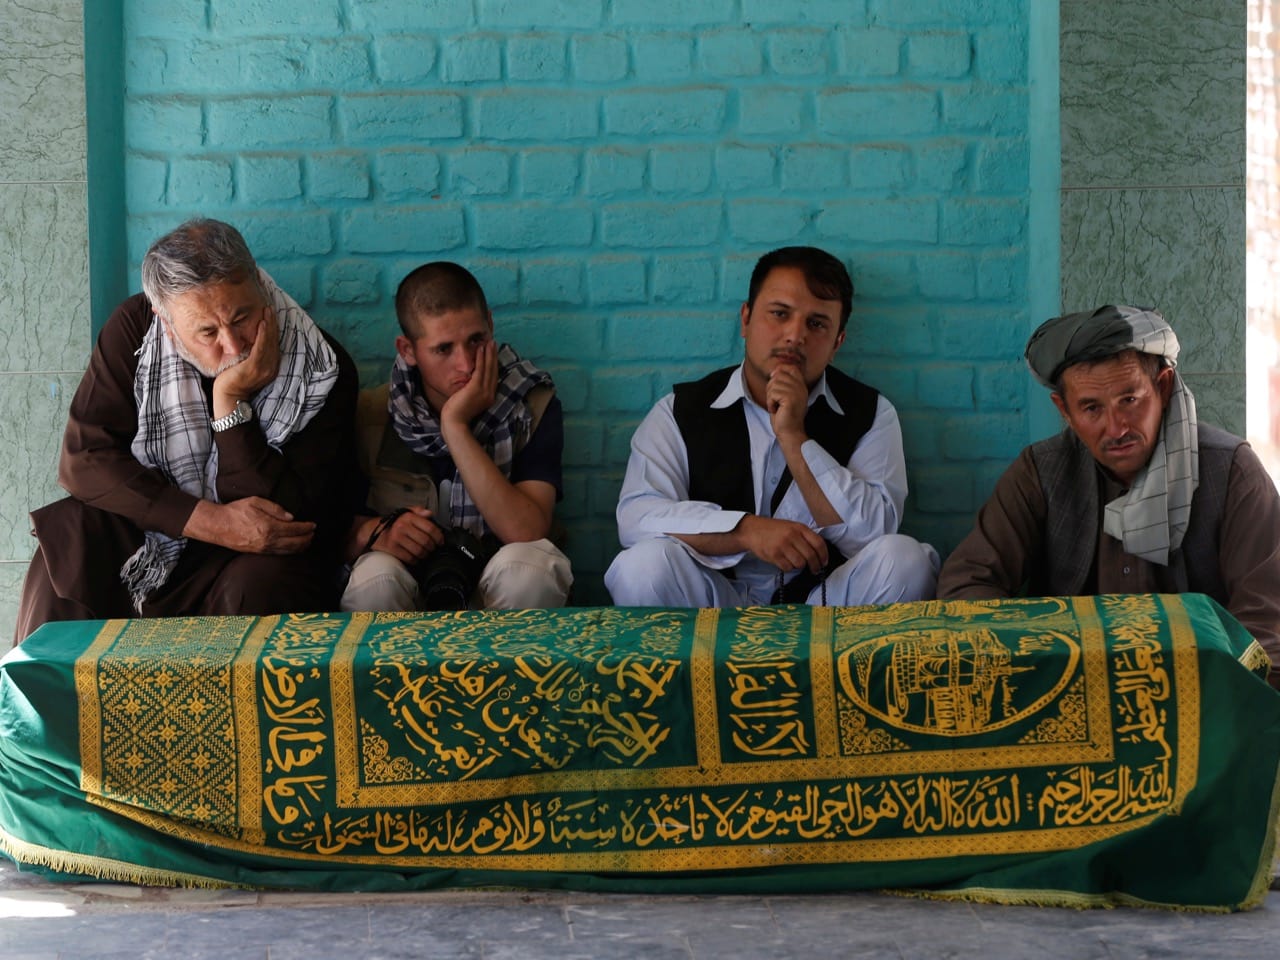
{"left": 210, "top": 399, "right": 254, "bottom": 433}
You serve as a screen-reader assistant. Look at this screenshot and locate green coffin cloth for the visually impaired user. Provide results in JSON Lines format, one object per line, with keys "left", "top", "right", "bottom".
{"left": 1, "top": 594, "right": 1278, "bottom": 910}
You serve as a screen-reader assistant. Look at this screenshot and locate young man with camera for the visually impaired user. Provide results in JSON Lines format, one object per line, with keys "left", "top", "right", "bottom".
{"left": 341, "top": 262, "right": 573, "bottom": 612}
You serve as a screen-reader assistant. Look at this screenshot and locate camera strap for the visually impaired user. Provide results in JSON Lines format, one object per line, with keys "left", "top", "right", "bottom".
{"left": 361, "top": 508, "right": 409, "bottom": 556}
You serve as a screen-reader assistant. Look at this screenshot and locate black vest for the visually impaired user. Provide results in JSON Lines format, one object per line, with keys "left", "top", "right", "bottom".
{"left": 671, "top": 365, "right": 880, "bottom": 514}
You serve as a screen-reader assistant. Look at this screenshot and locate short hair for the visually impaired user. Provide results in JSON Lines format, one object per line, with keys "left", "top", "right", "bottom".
{"left": 394, "top": 262, "right": 489, "bottom": 337}
{"left": 746, "top": 246, "right": 854, "bottom": 331}
{"left": 141, "top": 218, "right": 258, "bottom": 319}
{"left": 1051, "top": 348, "right": 1167, "bottom": 397}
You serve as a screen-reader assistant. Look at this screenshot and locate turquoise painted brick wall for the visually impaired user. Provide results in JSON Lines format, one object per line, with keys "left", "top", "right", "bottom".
{"left": 105, "top": 0, "right": 1039, "bottom": 604}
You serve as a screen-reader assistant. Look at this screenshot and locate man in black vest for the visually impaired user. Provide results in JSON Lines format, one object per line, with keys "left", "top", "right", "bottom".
{"left": 938, "top": 304, "right": 1280, "bottom": 689}
{"left": 605, "top": 246, "right": 939, "bottom": 608}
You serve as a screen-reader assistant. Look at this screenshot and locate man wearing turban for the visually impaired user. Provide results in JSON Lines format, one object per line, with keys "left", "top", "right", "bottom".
{"left": 938, "top": 305, "right": 1280, "bottom": 687}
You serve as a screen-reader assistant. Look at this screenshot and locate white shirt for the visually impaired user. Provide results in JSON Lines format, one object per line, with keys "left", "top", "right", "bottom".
{"left": 615, "top": 364, "right": 910, "bottom": 601}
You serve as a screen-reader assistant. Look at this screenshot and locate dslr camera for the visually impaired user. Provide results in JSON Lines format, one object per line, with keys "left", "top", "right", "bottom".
{"left": 413, "top": 522, "right": 496, "bottom": 611}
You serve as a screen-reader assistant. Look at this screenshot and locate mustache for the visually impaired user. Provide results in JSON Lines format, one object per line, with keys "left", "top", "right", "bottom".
{"left": 1101, "top": 434, "right": 1140, "bottom": 451}
{"left": 771, "top": 348, "right": 806, "bottom": 363}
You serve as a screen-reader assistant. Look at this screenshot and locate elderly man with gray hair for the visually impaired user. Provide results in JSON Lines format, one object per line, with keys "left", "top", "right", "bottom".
{"left": 15, "top": 218, "right": 359, "bottom": 641}
{"left": 938, "top": 304, "right": 1280, "bottom": 688}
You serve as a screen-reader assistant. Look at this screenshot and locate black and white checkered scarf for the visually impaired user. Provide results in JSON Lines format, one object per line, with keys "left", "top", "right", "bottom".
{"left": 387, "top": 343, "right": 551, "bottom": 538}
{"left": 120, "top": 269, "right": 340, "bottom": 609}
{"left": 1026, "top": 304, "right": 1198, "bottom": 565}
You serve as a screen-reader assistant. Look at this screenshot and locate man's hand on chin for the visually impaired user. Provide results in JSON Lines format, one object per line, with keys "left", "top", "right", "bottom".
{"left": 213, "top": 305, "right": 280, "bottom": 415}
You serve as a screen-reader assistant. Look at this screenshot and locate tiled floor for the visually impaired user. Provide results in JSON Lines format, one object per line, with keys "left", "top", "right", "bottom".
{"left": 1, "top": 860, "right": 1277, "bottom": 959}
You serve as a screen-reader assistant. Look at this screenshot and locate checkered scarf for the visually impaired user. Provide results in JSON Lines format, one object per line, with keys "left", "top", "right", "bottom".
{"left": 120, "top": 269, "right": 340, "bottom": 609}
{"left": 1026, "top": 305, "right": 1198, "bottom": 565}
{"left": 387, "top": 343, "right": 551, "bottom": 538}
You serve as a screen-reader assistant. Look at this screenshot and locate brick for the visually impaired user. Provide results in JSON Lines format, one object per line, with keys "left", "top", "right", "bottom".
{"left": 559, "top": 472, "right": 589, "bottom": 520}
{"left": 124, "top": 0, "right": 210, "bottom": 37}
{"left": 653, "top": 256, "right": 718, "bottom": 304}
{"left": 342, "top": 93, "right": 462, "bottom": 142}
{"left": 817, "top": 199, "right": 938, "bottom": 245}
{"left": 727, "top": 199, "right": 810, "bottom": 243}
{"left": 612, "top": 0, "right": 735, "bottom": 24}
{"left": 478, "top": 0, "right": 603, "bottom": 28}
{"left": 632, "top": 33, "right": 694, "bottom": 82}
{"left": 125, "top": 39, "right": 168, "bottom": 94}
{"left": 588, "top": 257, "right": 648, "bottom": 305}
{"left": 591, "top": 369, "right": 655, "bottom": 412}
{"left": 174, "top": 39, "right": 307, "bottom": 94}
{"left": 853, "top": 305, "right": 935, "bottom": 357}
{"left": 168, "top": 157, "right": 233, "bottom": 205}
{"left": 322, "top": 259, "right": 381, "bottom": 305}
{"left": 941, "top": 198, "right": 1026, "bottom": 246}
{"left": 448, "top": 149, "right": 510, "bottom": 196}
{"left": 912, "top": 465, "right": 978, "bottom": 514}
{"left": 849, "top": 145, "right": 910, "bottom": 191}
{"left": 977, "top": 361, "right": 1025, "bottom": 411}
{"left": 507, "top": 35, "right": 567, "bottom": 81}
{"left": 767, "top": 29, "right": 831, "bottom": 76}
{"left": 375, "top": 150, "right": 442, "bottom": 200}
{"left": 211, "top": 0, "right": 342, "bottom": 33}
{"left": 349, "top": 0, "right": 474, "bottom": 31}
{"left": 440, "top": 35, "right": 502, "bottom": 83}
{"left": 651, "top": 148, "right": 713, "bottom": 193}
{"left": 721, "top": 255, "right": 757, "bottom": 302}
{"left": 607, "top": 311, "right": 736, "bottom": 360}
{"left": 818, "top": 89, "right": 939, "bottom": 137}
{"left": 585, "top": 149, "right": 646, "bottom": 195}
{"left": 468, "top": 259, "right": 520, "bottom": 308}
{"left": 915, "top": 141, "right": 970, "bottom": 191}
{"left": 571, "top": 34, "right": 629, "bottom": 83}
{"left": 868, "top": 0, "right": 1008, "bottom": 27}
{"left": 835, "top": 28, "right": 902, "bottom": 77}
{"left": 474, "top": 94, "right": 599, "bottom": 141}
{"left": 472, "top": 203, "right": 594, "bottom": 250}
{"left": 601, "top": 201, "right": 721, "bottom": 248}
{"left": 520, "top": 150, "right": 580, "bottom": 198}
{"left": 127, "top": 155, "right": 169, "bottom": 209}
{"left": 974, "top": 26, "right": 1027, "bottom": 82}
{"left": 126, "top": 99, "right": 204, "bottom": 151}
{"left": 943, "top": 89, "right": 1026, "bottom": 135}
{"left": 978, "top": 250, "right": 1026, "bottom": 302}
{"left": 741, "top": 0, "right": 866, "bottom": 22}
{"left": 519, "top": 259, "right": 584, "bottom": 305}
{"left": 373, "top": 36, "right": 438, "bottom": 83}
{"left": 310, "top": 38, "right": 373, "bottom": 87}
{"left": 715, "top": 146, "right": 776, "bottom": 191}
{"left": 907, "top": 32, "right": 972, "bottom": 78}
{"left": 738, "top": 89, "right": 808, "bottom": 135}
{"left": 502, "top": 315, "right": 602, "bottom": 360}
{"left": 916, "top": 363, "right": 975, "bottom": 409}
{"left": 262, "top": 263, "right": 315, "bottom": 308}
{"left": 916, "top": 251, "right": 979, "bottom": 300}
{"left": 208, "top": 96, "right": 332, "bottom": 147}
{"left": 781, "top": 145, "right": 847, "bottom": 191}
{"left": 897, "top": 411, "right": 940, "bottom": 461}
{"left": 309, "top": 153, "right": 370, "bottom": 200}
{"left": 237, "top": 212, "right": 334, "bottom": 258}
{"left": 858, "top": 362, "right": 917, "bottom": 405}
{"left": 698, "top": 30, "right": 763, "bottom": 77}
{"left": 605, "top": 418, "right": 642, "bottom": 466}
{"left": 976, "top": 138, "right": 1029, "bottom": 194}
{"left": 550, "top": 365, "right": 589, "bottom": 413}
{"left": 238, "top": 155, "right": 302, "bottom": 204}
{"left": 849, "top": 251, "right": 917, "bottom": 299}
{"left": 604, "top": 90, "right": 727, "bottom": 136}
{"left": 938, "top": 307, "right": 1026, "bottom": 358}
{"left": 343, "top": 206, "right": 465, "bottom": 254}
{"left": 941, "top": 412, "right": 1023, "bottom": 459}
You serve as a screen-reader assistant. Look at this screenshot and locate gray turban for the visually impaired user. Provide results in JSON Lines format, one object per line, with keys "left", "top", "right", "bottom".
{"left": 1024, "top": 305, "right": 1199, "bottom": 567}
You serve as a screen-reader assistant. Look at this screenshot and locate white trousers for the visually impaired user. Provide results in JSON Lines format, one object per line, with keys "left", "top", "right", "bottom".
{"left": 604, "top": 534, "right": 939, "bottom": 608}
{"left": 341, "top": 538, "right": 573, "bottom": 612}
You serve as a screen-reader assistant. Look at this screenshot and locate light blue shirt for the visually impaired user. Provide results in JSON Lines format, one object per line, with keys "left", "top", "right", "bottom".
{"left": 615, "top": 364, "right": 910, "bottom": 602}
